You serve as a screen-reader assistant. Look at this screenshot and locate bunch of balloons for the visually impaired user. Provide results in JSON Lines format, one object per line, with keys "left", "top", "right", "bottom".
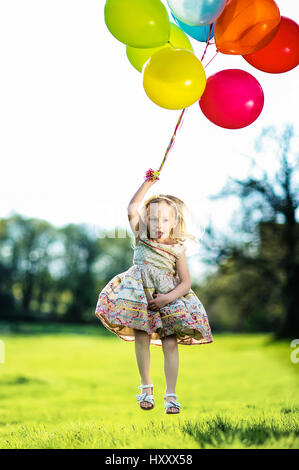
{"left": 104, "top": 0, "right": 299, "bottom": 129}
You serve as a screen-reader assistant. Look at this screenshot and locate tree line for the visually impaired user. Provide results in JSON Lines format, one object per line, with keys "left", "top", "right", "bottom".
{"left": 0, "top": 125, "right": 298, "bottom": 339}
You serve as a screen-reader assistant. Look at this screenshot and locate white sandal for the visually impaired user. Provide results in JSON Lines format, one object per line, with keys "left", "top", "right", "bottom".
{"left": 136, "top": 384, "right": 154, "bottom": 410}
{"left": 164, "top": 393, "right": 181, "bottom": 414}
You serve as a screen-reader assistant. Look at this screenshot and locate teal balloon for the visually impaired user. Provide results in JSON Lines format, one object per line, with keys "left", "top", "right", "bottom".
{"left": 167, "top": 0, "right": 226, "bottom": 26}
{"left": 172, "top": 13, "right": 214, "bottom": 42}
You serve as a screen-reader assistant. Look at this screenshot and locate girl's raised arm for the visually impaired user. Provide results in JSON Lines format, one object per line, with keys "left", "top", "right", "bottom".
{"left": 127, "top": 179, "right": 156, "bottom": 237}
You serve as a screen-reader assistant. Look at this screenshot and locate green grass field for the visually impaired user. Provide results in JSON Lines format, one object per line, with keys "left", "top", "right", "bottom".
{"left": 0, "top": 322, "right": 298, "bottom": 449}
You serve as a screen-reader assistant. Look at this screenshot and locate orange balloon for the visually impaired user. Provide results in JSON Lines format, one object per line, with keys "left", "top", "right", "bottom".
{"left": 215, "top": 0, "right": 281, "bottom": 55}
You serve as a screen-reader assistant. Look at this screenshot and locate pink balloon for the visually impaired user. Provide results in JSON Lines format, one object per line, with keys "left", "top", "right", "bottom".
{"left": 199, "top": 69, "right": 264, "bottom": 129}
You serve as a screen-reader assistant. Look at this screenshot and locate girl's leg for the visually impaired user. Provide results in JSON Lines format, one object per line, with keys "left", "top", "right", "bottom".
{"left": 161, "top": 334, "right": 179, "bottom": 413}
{"left": 134, "top": 329, "right": 152, "bottom": 409}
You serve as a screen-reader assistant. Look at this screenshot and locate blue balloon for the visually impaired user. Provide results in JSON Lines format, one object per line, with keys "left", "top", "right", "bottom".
{"left": 172, "top": 13, "right": 214, "bottom": 42}
{"left": 167, "top": 0, "right": 226, "bottom": 26}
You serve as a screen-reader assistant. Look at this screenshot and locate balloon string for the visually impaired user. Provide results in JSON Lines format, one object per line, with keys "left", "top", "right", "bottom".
{"left": 204, "top": 50, "right": 219, "bottom": 68}
{"left": 156, "top": 24, "right": 217, "bottom": 177}
{"left": 200, "top": 24, "right": 213, "bottom": 62}
{"left": 158, "top": 108, "right": 187, "bottom": 173}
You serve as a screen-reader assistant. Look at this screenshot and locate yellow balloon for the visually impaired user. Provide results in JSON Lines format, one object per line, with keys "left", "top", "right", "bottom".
{"left": 143, "top": 48, "right": 206, "bottom": 110}
{"left": 126, "top": 23, "right": 193, "bottom": 72}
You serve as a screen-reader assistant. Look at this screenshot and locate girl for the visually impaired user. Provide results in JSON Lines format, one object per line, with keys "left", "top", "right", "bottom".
{"left": 95, "top": 172, "right": 213, "bottom": 414}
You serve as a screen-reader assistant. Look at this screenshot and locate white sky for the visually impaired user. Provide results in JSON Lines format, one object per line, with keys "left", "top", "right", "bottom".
{"left": 0, "top": 0, "right": 298, "bottom": 279}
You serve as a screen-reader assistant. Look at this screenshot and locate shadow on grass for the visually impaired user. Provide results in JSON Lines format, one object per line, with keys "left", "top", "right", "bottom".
{"left": 181, "top": 415, "right": 299, "bottom": 448}
{"left": 260, "top": 333, "right": 296, "bottom": 348}
{"left": 0, "top": 375, "right": 49, "bottom": 386}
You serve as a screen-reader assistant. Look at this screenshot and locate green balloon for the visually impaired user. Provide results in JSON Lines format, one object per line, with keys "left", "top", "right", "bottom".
{"left": 126, "top": 23, "right": 194, "bottom": 72}
{"left": 104, "top": 0, "right": 170, "bottom": 48}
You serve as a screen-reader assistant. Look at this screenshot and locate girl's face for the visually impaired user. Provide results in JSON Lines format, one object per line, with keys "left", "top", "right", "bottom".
{"left": 147, "top": 201, "right": 177, "bottom": 242}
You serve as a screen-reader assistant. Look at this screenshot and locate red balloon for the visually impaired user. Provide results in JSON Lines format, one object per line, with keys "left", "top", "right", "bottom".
{"left": 199, "top": 69, "right": 264, "bottom": 129}
{"left": 243, "top": 16, "right": 299, "bottom": 73}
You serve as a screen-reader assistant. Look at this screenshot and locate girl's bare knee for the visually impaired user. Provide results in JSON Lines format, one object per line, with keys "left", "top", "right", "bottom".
{"left": 134, "top": 329, "right": 150, "bottom": 343}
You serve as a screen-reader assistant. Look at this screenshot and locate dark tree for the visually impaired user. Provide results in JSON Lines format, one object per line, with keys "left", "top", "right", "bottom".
{"left": 201, "top": 125, "right": 299, "bottom": 338}
{"left": 0, "top": 214, "right": 57, "bottom": 319}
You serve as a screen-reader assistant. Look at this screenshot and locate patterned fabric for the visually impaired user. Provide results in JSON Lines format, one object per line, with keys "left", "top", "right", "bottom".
{"left": 133, "top": 237, "right": 186, "bottom": 275}
{"left": 95, "top": 236, "right": 213, "bottom": 346}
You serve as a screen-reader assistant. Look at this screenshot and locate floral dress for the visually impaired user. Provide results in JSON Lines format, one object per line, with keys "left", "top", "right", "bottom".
{"left": 95, "top": 235, "right": 213, "bottom": 346}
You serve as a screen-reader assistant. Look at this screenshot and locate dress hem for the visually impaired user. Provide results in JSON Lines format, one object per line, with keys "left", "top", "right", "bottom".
{"left": 95, "top": 311, "right": 214, "bottom": 346}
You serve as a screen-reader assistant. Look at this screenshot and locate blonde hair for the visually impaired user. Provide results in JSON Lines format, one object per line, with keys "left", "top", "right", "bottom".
{"left": 133, "top": 194, "right": 197, "bottom": 246}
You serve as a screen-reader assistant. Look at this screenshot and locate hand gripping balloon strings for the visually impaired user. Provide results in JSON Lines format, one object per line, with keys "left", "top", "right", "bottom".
{"left": 144, "top": 107, "right": 187, "bottom": 182}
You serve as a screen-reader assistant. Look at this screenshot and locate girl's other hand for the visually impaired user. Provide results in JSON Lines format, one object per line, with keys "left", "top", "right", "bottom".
{"left": 148, "top": 293, "right": 170, "bottom": 310}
